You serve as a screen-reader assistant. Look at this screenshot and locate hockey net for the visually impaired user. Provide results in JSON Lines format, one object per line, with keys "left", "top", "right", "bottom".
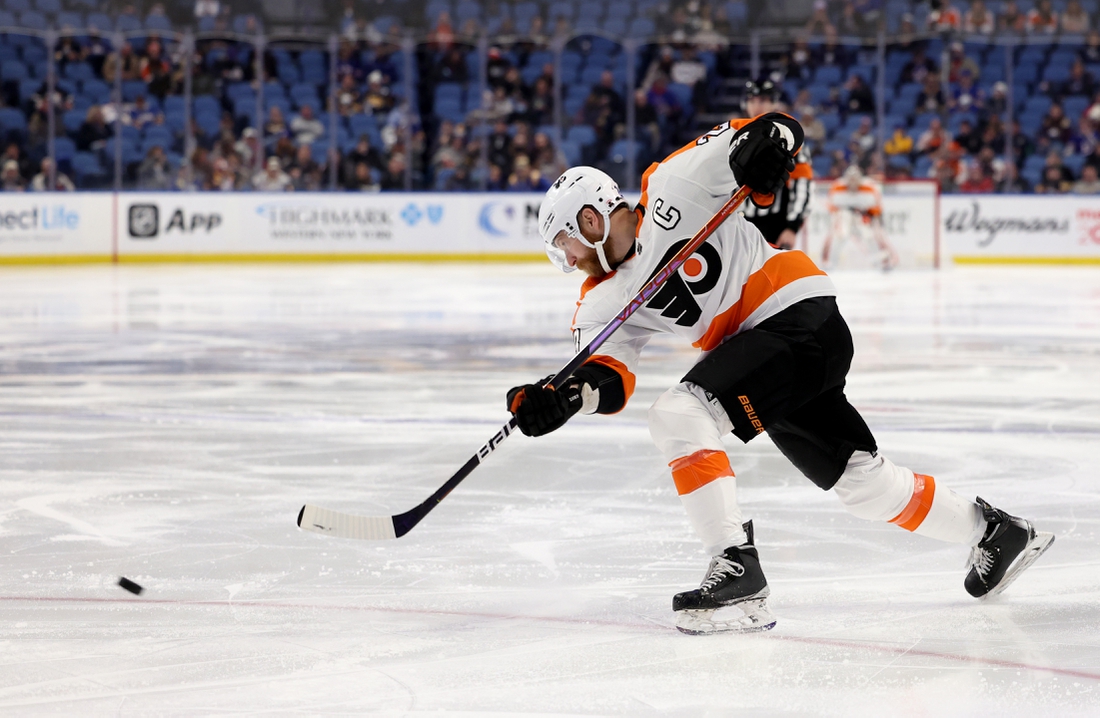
{"left": 802, "top": 179, "right": 941, "bottom": 270}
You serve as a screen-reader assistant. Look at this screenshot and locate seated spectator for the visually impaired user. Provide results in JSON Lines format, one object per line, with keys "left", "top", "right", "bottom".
{"left": 195, "top": 0, "right": 219, "bottom": 18}
{"left": 289, "top": 144, "right": 323, "bottom": 191}
{"left": 2, "top": 143, "right": 30, "bottom": 181}
{"left": 77, "top": 106, "right": 112, "bottom": 152}
{"left": 979, "top": 117, "right": 1006, "bottom": 154}
{"left": 671, "top": 47, "right": 708, "bottom": 91}
{"left": 380, "top": 153, "right": 407, "bottom": 190}
{"left": 103, "top": 42, "right": 141, "bottom": 82}
{"left": 998, "top": 162, "right": 1029, "bottom": 192}
{"left": 30, "top": 158, "right": 75, "bottom": 192}
{"left": 955, "top": 119, "right": 983, "bottom": 155}
{"left": 526, "top": 77, "right": 554, "bottom": 127}
{"left": 336, "top": 74, "right": 363, "bottom": 116}
{"left": 927, "top": 0, "right": 961, "bottom": 30}
{"left": 435, "top": 47, "right": 468, "bottom": 84}
{"left": 140, "top": 38, "right": 173, "bottom": 100}
{"left": 901, "top": 46, "right": 938, "bottom": 85}
{"left": 950, "top": 71, "right": 985, "bottom": 113}
{"left": 800, "top": 107, "right": 826, "bottom": 147}
{"left": 291, "top": 104, "right": 324, "bottom": 146}
{"left": 999, "top": 0, "right": 1027, "bottom": 33}
{"left": 1040, "top": 103, "right": 1074, "bottom": 145}
{"left": 816, "top": 27, "right": 850, "bottom": 68}
{"left": 347, "top": 161, "right": 378, "bottom": 191}
{"left": 646, "top": 74, "right": 684, "bottom": 148}
{"left": 1027, "top": 0, "right": 1059, "bottom": 35}
{"left": 844, "top": 75, "right": 875, "bottom": 115}
{"left": 137, "top": 146, "right": 172, "bottom": 189}
{"left": 787, "top": 39, "right": 813, "bottom": 83}
{"left": 363, "top": 71, "right": 394, "bottom": 114}
{"left": 947, "top": 42, "right": 980, "bottom": 84}
{"left": 1059, "top": 59, "right": 1096, "bottom": 100}
{"left": 917, "top": 75, "right": 946, "bottom": 113}
{"left": 964, "top": 0, "right": 995, "bottom": 34}
{"left": 1073, "top": 164, "right": 1100, "bottom": 193}
{"left": 531, "top": 131, "right": 566, "bottom": 181}
{"left": 884, "top": 124, "right": 914, "bottom": 156}
{"left": 804, "top": 0, "right": 835, "bottom": 35}
{"left": 1069, "top": 107, "right": 1100, "bottom": 156}
{"left": 642, "top": 46, "right": 676, "bottom": 93}
{"left": 1083, "top": 30, "right": 1100, "bottom": 64}
{"left": 1034, "top": 164, "right": 1072, "bottom": 193}
{"left": 234, "top": 127, "right": 260, "bottom": 168}
{"left": 959, "top": 163, "right": 995, "bottom": 193}
{"left": 917, "top": 117, "right": 950, "bottom": 155}
{"left": 987, "top": 81, "right": 1009, "bottom": 116}
{"left": 849, "top": 116, "right": 876, "bottom": 158}
{"left": 129, "top": 95, "right": 157, "bottom": 130}
{"left": 345, "top": 134, "right": 385, "bottom": 176}
{"left": 930, "top": 142, "right": 964, "bottom": 192}
{"left": 1010, "top": 118, "right": 1035, "bottom": 160}
{"left": 263, "top": 106, "right": 288, "bottom": 143}
{"left": 1062, "top": 0, "right": 1091, "bottom": 34}
{"left": 1, "top": 159, "right": 25, "bottom": 192}
{"left": 427, "top": 11, "right": 455, "bottom": 52}
{"left": 253, "top": 157, "right": 293, "bottom": 191}
{"left": 506, "top": 154, "right": 549, "bottom": 192}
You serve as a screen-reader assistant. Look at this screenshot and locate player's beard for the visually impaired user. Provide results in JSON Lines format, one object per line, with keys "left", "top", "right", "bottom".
{"left": 575, "top": 247, "right": 608, "bottom": 278}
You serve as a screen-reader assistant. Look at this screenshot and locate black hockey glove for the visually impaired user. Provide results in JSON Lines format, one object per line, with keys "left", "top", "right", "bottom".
{"left": 506, "top": 376, "right": 585, "bottom": 437}
{"left": 728, "top": 113, "right": 804, "bottom": 198}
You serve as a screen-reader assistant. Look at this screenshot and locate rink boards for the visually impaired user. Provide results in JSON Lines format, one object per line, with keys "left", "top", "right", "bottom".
{"left": 0, "top": 190, "right": 1098, "bottom": 264}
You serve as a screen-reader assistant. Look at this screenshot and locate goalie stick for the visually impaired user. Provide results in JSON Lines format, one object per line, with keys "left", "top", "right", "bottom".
{"left": 298, "top": 185, "right": 753, "bottom": 540}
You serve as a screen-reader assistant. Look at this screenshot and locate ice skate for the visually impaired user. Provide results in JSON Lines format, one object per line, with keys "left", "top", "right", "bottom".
{"left": 965, "top": 497, "right": 1055, "bottom": 599}
{"left": 673, "top": 521, "right": 776, "bottom": 635}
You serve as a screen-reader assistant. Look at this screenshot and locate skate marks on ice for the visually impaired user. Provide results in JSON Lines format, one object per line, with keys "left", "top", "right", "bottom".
{"left": 0, "top": 265, "right": 1098, "bottom": 714}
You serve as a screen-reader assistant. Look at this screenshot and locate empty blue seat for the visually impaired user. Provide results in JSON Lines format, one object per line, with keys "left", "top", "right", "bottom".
{"left": 62, "top": 108, "right": 85, "bottom": 134}
{"left": 86, "top": 12, "right": 111, "bottom": 31}
{"left": 63, "top": 62, "right": 95, "bottom": 83}
{"left": 0, "top": 59, "right": 28, "bottom": 81}
{"left": 815, "top": 65, "right": 843, "bottom": 86}
{"left": 122, "top": 80, "right": 147, "bottom": 102}
{"left": 18, "top": 10, "right": 47, "bottom": 29}
{"left": 145, "top": 13, "right": 172, "bottom": 31}
{"left": 193, "top": 94, "right": 221, "bottom": 117}
{"left": 35, "top": 0, "right": 61, "bottom": 13}
{"left": 56, "top": 11, "right": 83, "bottom": 28}
{"left": 54, "top": 136, "right": 76, "bottom": 161}
{"left": 5, "top": 0, "right": 30, "bottom": 12}
{"left": 72, "top": 151, "right": 105, "bottom": 186}
{"left": 114, "top": 13, "right": 140, "bottom": 31}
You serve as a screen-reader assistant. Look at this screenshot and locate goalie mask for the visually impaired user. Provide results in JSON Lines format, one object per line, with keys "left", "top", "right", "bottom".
{"left": 538, "top": 166, "right": 627, "bottom": 273}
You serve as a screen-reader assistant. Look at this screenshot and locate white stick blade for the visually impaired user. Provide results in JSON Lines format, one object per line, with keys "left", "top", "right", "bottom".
{"left": 297, "top": 505, "right": 398, "bottom": 540}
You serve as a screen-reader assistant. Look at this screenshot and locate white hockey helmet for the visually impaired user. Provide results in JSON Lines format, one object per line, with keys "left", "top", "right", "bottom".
{"left": 538, "top": 166, "right": 627, "bottom": 273}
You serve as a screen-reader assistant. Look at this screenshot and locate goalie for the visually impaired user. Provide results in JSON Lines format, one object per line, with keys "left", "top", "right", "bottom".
{"left": 824, "top": 165, "right": 899, "bottom": 271}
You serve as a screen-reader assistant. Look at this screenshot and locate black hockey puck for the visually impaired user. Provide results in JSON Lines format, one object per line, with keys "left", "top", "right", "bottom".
{"left": 118, "top": 577, "right": 144, "bottom": 595}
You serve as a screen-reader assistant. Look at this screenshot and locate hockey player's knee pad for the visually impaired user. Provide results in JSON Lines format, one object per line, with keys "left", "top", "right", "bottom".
{"left": 648, "top": 382, "right": 733, "bottom": 463}
{"left": 832, "top": 451, "right": 913, "bottom": 522}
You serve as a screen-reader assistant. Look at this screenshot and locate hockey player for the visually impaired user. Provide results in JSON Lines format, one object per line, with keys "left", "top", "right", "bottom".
{"left": 739, "top": 81, "right": 812, "bottom": 250}
{"left": 507, "top": 113, "right": 1054, "bottom": 634}
{"left": 824, "top": 164, "right": 899, "bottom": 271}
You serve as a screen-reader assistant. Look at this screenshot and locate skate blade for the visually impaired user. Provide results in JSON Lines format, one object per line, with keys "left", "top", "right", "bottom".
{"left": 984, "top": 531, "right": 1055, "bottom": 600}
{"left": 675, "top": 599, "right": 777, "bottom": 636}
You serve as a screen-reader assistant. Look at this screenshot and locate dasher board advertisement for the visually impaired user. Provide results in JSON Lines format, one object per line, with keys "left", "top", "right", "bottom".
{"left": 0, "top": 194, "right": 112, "bottom": 261}
{"left": 116, "top": 193, "right": 548, "bottom": 259}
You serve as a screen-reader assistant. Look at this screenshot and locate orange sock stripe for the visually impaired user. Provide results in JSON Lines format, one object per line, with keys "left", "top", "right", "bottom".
{"left": 670, "top": 450, "right": 734, "bottom": 495}
{"left": 889, "top": 473, "right": 936, "bottom": 531}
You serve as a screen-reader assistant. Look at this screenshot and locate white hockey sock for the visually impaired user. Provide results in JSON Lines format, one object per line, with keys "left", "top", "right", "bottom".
{"left": 679, "top": 474, "right": 747, "bottom": 556}
{"left": 834, "top": 451, "right": 985, "bottom": 545}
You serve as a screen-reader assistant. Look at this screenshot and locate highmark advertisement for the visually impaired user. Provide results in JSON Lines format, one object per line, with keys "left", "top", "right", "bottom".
{"left": 941, "top": 195, "right": 1100, "bottom": 262}
{"left": 0, "top": 194, "right": 112, "bottom": 260}
{"left": 115, "top": 193, "right": 547, "bottom": 259}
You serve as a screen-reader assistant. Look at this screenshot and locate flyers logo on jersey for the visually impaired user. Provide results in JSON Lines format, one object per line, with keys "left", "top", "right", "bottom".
{"left": 645, "top": 240, "right": 722, "bottom": 327}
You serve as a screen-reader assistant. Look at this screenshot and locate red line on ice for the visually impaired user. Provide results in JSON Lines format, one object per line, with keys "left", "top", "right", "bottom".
{"left": 2, "top": 594, "right": 1097, "bottom": 682}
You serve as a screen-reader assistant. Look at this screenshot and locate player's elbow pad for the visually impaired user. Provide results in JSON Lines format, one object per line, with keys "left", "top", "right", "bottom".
{"left": 572, "top": 363, "right": 627, "bottom": 414}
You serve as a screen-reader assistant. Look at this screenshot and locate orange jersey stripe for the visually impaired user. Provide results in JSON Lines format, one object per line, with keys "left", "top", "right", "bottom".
{"left": 692, "top": 251, "right": 827, "bottom": 351}
{"left": 670, "top": 449, "right": 734, "bottom": 495}
{"left": 890, "top": 474, "right": 937, "bottom": 531}
{"left": 584, "top": 354, "right": 636, "bottom": 408}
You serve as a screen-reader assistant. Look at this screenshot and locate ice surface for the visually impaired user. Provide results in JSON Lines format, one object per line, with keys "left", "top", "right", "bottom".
{"left": 0, "top": 263, "right": 1098, "bottom": 716}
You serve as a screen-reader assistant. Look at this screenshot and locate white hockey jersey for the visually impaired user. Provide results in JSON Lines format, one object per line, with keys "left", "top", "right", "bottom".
{"left": 571, "top": 119, "right": 837, "bottom": 408}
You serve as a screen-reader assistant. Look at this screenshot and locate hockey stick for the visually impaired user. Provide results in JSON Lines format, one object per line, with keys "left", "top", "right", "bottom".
{"left": 298, "top": 185, "right": 753, "bottom": 540}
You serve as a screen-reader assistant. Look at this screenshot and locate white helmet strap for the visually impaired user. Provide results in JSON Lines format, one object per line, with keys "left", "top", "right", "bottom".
{"left": 576, "top": 204, "right": 616, "bottom": 273}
